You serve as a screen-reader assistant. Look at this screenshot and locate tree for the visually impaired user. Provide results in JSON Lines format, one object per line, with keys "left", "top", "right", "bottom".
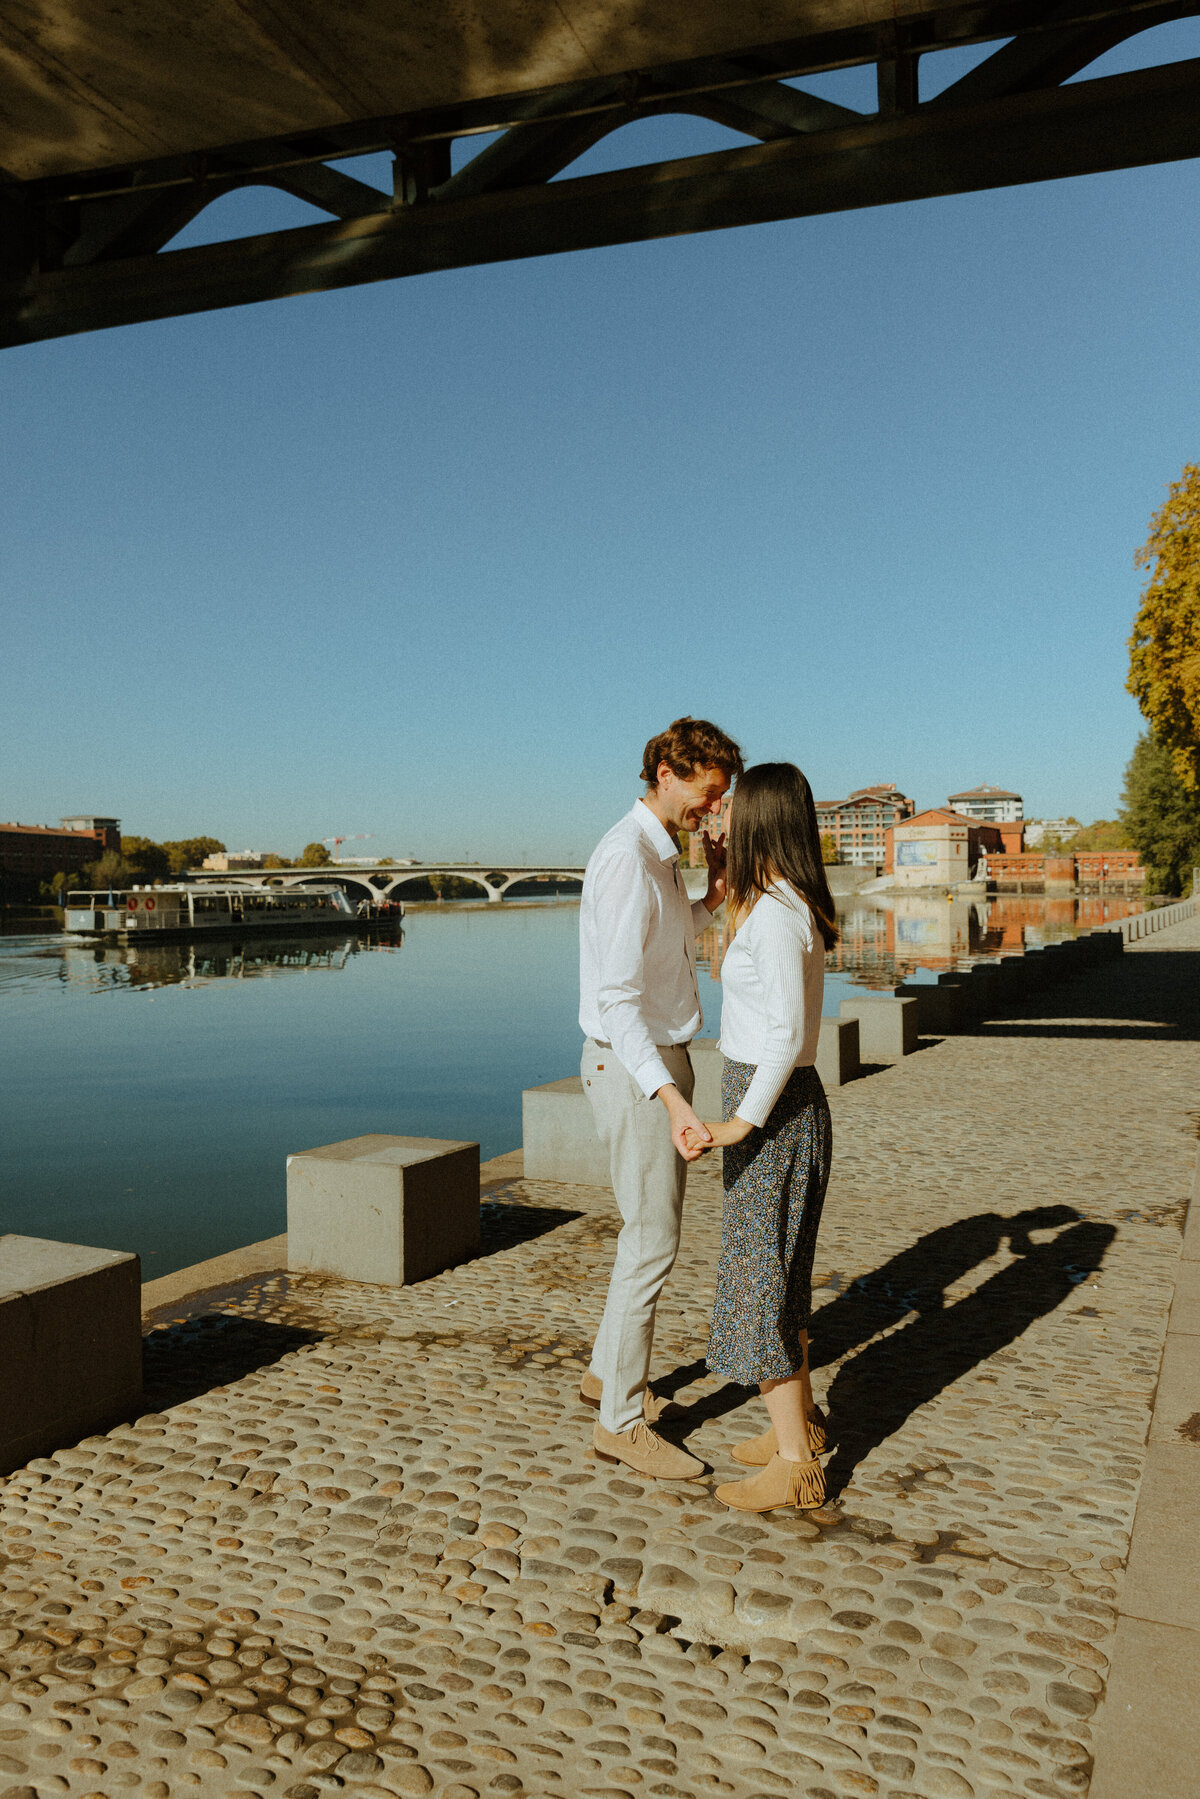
{"left": 1072, "top": 818, "right": 1131, "bottom": 853}
{"left": 299, "top": 842, "right": 332, "bottom": 867}
{"left": 1128, "top": 464, "right": 1200, "bottom": 791}
{"left": 1120, "top": 730, "right": 1200, "bottom": 895}
{"left": 820, "top": 833, "right": 840, "bottom": 865}
{"left": 83, "top": 849, "right": 135, "bottom": 889}
{"left": 120, "top": 835, "right": 171, "bottom": 878}
{"left": 260, "top": 853, "right": 287, "bottom": 869}
{"left": 162, "top": 836, "right": 225, "bottom": 873}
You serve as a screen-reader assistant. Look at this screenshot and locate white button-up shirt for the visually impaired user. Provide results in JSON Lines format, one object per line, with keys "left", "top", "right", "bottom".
{"left": 718, "top": 879, "right": 824, "bottom": 1128}
{"left": 579, "top": 800, "right": 712, "bottom": 1098}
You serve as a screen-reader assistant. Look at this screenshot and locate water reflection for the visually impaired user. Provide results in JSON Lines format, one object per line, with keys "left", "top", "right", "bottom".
{"left": 53, "top": 931, "right": 397, "bottom": 991}
{"left": 698, "top": 891, "right": 1145, "bottom": 990}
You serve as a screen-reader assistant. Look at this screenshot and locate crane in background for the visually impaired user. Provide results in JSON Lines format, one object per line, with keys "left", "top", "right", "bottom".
{"left": 322, "top": 833, "right": 375, "bottom": 863}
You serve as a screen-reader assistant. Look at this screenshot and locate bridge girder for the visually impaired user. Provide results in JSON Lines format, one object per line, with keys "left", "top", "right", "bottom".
{"left": 1, "top": 2, "right": 1198, "bottom": 347}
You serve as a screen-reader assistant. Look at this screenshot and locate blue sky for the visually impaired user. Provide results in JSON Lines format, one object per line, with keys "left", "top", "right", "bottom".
{"left": 3, "top": 22, "right": 1198, "bottom": 863}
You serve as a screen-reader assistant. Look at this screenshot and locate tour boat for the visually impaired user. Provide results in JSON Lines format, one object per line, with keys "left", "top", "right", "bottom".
{"left": 63, "top": 882, "right": 402, "bottom": 938}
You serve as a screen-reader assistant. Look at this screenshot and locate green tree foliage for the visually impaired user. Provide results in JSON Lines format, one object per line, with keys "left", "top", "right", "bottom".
{"left": 1128, "top": 464, "right": 1200, "bottom": 790}
{"left": 120, "top": 835, "right": 171, "bottom": 878}
{"left": 162, "top": 836, "right": 225, "bottom": 872}
{"left": 819, "top": 832, "right": 840, "bottom": 865}
{"left": 428, "top": 871, "right": 486, "bottom": 899}
{"left": 83, "top": 849, "right": 135, "bottom": 888}
{"left": 40, "top": 870, "right": 82, "bottom": 901}
{"left": 299, "top": 842, "right": 332, "bottom": 867}
{"left": 1072, "top": 819, "right": 1132, "bottom": 852}
{"left": 260, "top": 853, "right": 287, "bottom": 869}
{"left": 1120, "top": 730, "right": 1200, "bottom": 895}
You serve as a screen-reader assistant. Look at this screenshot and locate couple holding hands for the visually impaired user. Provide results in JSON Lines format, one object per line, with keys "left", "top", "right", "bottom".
{"left": 577, "top": 717, "right": 838, "bottom": 1513}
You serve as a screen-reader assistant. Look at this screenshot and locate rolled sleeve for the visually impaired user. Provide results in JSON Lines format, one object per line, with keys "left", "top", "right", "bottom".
{"left": 691, "top": 896, "right": 712, "bottom": 934}
{"left": 734, "top": 899, "right": 814, "bottom": 1128}
{"left": 593, "top": 853, "right": 676, "bottom": 1099}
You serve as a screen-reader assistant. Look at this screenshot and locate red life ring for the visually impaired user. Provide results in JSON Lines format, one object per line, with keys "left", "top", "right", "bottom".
{"left": 126, "top": 897, "right": 137, "bottom": 911}
{"left": 145, "top": 897, "right": 156, "bottom": 912}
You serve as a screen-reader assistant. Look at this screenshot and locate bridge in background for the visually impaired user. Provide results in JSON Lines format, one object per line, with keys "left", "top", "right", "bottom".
{"left": 187, "top": 863, "right": 584, "bottom": 906}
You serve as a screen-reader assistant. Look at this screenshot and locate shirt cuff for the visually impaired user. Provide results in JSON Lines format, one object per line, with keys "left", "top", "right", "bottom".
{"left": 631, "top": 1052, "right": 676, "bottom": 1101}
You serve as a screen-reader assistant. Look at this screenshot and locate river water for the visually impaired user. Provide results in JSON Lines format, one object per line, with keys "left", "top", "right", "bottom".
{"left": 0, "top": 890, "right": 1142, "bottom": 1279}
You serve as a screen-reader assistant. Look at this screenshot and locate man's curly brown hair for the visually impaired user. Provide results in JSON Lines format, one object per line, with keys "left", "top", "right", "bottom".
{"left": 641, "top": 717, "right": 744, "bottom": 788}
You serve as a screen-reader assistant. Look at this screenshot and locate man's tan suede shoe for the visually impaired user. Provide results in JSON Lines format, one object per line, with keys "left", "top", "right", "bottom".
{"left": 579, "top": 1371, "right": 680, "bottom": 1423}
{"left": 592, "top": 1420, "right": 706, "bottom": 1481}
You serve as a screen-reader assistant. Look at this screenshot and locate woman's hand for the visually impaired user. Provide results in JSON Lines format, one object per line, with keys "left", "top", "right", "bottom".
{"left": 702, "top": 828, "right": 727, "bottom": 911}
{"left": 682, "top": 1116, "right": 754, "bottom": 1154}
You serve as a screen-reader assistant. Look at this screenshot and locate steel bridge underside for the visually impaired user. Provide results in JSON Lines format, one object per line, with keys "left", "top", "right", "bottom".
{"left": 2, "top": 2, "right": 1199, "bottom": 348}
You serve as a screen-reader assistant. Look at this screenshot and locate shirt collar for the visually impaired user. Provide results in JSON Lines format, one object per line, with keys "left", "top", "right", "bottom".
{"left": 632, "top": 798, "right": 680, "bottom": 865}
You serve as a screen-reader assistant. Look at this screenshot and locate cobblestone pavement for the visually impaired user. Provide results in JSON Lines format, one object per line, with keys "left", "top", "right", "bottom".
{"left": 2, "top": 921, "right": 1198, "bottom": 1799}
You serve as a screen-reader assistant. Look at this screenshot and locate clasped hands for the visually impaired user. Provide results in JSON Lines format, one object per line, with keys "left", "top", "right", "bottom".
{"left": 682, "top": 1117, "right": 754, "bottom": 1156}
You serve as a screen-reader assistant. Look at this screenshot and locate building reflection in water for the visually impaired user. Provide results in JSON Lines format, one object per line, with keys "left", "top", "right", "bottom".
{"left": 697, "top": 892, "right": 1144, "bottom": 990}
{"left": 53, "top": 930, "right": 400, "bottom": 991}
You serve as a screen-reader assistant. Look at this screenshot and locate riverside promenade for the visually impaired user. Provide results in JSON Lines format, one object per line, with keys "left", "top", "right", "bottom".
{"left": 1, "top": 917, "right": 1198, "bottom": 1799}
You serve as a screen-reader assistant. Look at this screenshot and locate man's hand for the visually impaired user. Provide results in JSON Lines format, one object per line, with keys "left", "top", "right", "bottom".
{"left": 702, "top": 828, "right": 727, "bottom": 911}
{"left": 658, "top": 1083, "right": 712, "bottom": 1161}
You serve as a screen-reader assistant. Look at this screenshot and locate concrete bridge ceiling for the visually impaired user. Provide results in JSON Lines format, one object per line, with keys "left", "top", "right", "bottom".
{"left": 1, "top": 1, "right": 1198, "bottom": 345}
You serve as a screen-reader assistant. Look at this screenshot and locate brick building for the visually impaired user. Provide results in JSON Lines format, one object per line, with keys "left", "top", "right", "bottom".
{"left": 0, "top": 817, "right": 121, "bottom": 903}
{"left": 815, "top": 783, "right": 915, "bottom": 867}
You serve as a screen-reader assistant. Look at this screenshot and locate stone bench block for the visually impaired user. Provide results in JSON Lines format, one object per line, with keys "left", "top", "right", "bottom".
{"left": 839, "top": 996, "right": 918, "bottom": 1061}
{"left": 287, "top": 1134, "right": 479, "bottom": 1286}
{"left": 895, "top": 980, "right": 962, "bottom": 1034}
{"left": 688, "top": 1038, "right": 725, "bottom": 1117}
{"left": 1, "top": 1237, "right": 142, "bottom": 1475}
{"left": 523, "top": 1078, "right": 610, "bottom": 1187}
{"left": 816, "top": 1015, "right": 859, "bottom": 1087}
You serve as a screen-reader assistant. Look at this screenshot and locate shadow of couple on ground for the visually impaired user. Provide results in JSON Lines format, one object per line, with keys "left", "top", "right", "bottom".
{"left": 661, "top": 1203, "right": 1116, "bottom": 1494}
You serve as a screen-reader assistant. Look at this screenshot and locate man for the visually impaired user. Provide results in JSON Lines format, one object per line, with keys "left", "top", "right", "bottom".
{"left": 578, "top": 716, "right": 744, "bottom": 1479}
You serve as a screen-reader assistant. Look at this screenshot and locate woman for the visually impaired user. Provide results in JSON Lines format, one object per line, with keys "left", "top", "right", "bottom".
{"left": 689, "top": 762, "right": 838, "bottom": 1512}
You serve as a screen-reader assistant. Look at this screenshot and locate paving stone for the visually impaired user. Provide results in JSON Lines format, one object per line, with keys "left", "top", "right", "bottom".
{"left": 0, "top": 920, "right": 1196, "bottom": 1798}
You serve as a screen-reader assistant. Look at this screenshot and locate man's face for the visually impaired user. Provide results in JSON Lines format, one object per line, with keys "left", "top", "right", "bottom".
{"left": 657, "top": 763, "right": 730, "bottom": 836}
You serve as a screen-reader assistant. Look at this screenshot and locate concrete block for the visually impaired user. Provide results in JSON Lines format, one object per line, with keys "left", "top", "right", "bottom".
{"left": 523, "top": 1079, "right": 610, "bottom": 1187}
{"left": 1147, "top": 1328, "right": 1200, "bottom": 1444}
{"left": 839, "top": 995, "right": 918, "bottom": 1061}
{"left": 0, "top": 1236, "right": 142, "bottom": 1475}
{"left": 287, "top": 1134, "right": 479, "bottom": 1286}
{"left": 1120, "top": 1443, "right": 1200, "bottom": 1632}
{"left": 1088, "top": 1616, "right": 1200, "bottom": 1799}
{"left": 816, "top": 1016, "right": 859, "bottom": 1087}
{"left": 689, "top": 1038, "right": 725, "bottom": 1118}
{"left": 966, "top": 963, "right": 1002, "bottom": 1018}
{"left": 895, "top": 980, "right": 961, "bottom": 1034}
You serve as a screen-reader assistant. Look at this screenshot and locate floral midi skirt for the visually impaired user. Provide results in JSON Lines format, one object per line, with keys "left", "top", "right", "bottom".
{"left": 706, "top": 1059, "right": 832, "bottom": 1385}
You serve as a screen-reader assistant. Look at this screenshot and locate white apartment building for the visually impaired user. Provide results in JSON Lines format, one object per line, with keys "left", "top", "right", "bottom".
{"left": 946, "top": 784, "right": 1024, "bottom": 824}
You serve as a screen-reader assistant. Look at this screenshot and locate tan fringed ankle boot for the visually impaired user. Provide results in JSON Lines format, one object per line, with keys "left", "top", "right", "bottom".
{"left": 731, "top": 1404, "right": 831, "bottom": 1466}
{"left": 715, "top": 1452, "right": 827, "bottom": 1512}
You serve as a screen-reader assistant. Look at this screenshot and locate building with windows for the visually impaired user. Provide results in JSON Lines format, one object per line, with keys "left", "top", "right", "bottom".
{"left": 0, "top": 817, "right": 121, "bottom": 896}
{"left": 1023, "top": 817, "right": 1080, "bottom": 848}
{"left": 815, "top": 783, "right": 915, "bottom": 868}
{"left": 946, "top": 785, "right": 1023, "bottom": 824}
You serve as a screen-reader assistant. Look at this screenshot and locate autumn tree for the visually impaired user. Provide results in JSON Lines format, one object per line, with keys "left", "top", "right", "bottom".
{"left": 1121, "top": 730, "right": 1200, "bottom": 895}
{"left": 1128, "top": 464, "right": 1200, "bottom": 790}
{"left": 299, "top": 842, "right": 332, "bottom": 867}
{"left": 820, "top": 832, "right": 840, "bottom": 865}
{"left": 1072, "top": 819, "right": 1131, "bottom": 853}
{"left": 163, "top": 836, "right": 225, "bottom": 872}
{"left": 120, "top": 835, "right": 171, "bottom": 878}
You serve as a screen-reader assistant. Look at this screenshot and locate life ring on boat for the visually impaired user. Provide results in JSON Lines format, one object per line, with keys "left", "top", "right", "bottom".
{"left": 126, "top": 897, "right": 137, "bottom": 910}
{"left": 145, "top": 897, "right": 156, "bottom": 911}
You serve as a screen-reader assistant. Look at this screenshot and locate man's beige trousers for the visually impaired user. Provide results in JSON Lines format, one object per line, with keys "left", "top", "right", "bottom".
{"left": 582, "top": 1037, "right": 694, "bottom": 1435}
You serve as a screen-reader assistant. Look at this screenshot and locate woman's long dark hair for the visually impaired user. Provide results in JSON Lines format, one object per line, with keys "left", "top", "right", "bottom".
{"left": 725, "top": 762, "right": 840, "bottom": 948}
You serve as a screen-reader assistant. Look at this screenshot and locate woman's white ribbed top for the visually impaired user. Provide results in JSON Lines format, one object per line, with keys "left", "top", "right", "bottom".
{"left": 718, "top": 879, "right": 824, "bottom": 1128}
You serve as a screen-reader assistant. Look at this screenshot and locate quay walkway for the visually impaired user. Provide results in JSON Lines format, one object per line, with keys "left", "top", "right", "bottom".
{"left": 1, "top": 915, "right": 1198, "bottom": 1799}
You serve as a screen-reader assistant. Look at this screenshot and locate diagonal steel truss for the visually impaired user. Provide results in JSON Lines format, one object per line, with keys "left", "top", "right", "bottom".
{"left": 1, "top": 0, "right": 1198, "bottom": 348}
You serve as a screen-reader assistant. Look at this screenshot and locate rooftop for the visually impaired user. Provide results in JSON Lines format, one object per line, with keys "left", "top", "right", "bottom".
{"left": 947, "top": 785, "right": 1022, "bottom": 800}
